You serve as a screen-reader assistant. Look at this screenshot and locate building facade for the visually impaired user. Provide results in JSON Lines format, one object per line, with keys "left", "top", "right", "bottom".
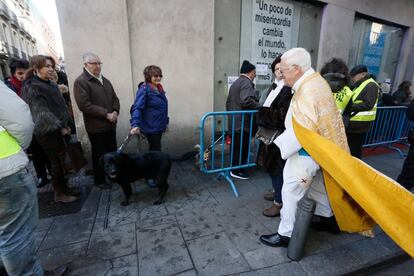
{"left": 56, "top": 0, "right": 414, "bottom": 154}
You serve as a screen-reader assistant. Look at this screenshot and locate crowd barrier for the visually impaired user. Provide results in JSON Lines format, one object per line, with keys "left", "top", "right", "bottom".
{"left": 199, "top": 107, "right": 413, "bottom": 197}
{"left": 363, "top": 106, "right": 414, "bottom": 157}
{"left": 198, "top": 110, "right": 257, "bottom": 197}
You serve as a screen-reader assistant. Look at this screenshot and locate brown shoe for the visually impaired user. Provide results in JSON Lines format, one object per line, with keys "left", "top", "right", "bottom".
{"left": 263, "top": 190, "right": 275, "bottom": 201}
{"left": 263, "top": 204, "right": 282, "bottom": 217}
{"left": 54, "top": 194, "right": 78, "bottom": 204}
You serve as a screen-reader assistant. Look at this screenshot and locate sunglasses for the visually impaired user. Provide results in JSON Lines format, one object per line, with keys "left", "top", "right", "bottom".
{"left": 153, "top": 74, "right": 163, "bottom": 78}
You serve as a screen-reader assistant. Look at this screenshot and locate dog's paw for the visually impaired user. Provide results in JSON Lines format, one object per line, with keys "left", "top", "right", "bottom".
{"left": 153, "top": 199, "right": 164, "bottom": 205}
{"left": 120, "top": 200, "right": 130, "bottom": 206}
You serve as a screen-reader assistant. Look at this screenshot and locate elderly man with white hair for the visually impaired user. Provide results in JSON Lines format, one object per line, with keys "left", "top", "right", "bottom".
{"left": 259, "top": 48, "right": 352, "bottom": 247}
{"left": 74, "top": 52, "right": 120, "bottom": 189}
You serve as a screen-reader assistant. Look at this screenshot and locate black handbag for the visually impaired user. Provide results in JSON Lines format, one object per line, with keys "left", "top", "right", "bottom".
{"left": 63, "top": 137, "right": 87, "bottom": 173}
{"left": 255, "top": 127, "right": 281, "bottom": 145}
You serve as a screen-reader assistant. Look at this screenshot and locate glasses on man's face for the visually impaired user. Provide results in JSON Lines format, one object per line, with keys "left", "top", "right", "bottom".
{"left": 153, "top": 74, "right": 163, "bottom": 79}
{"left": 88, "top": 62, "right": 102, "bottom": 66}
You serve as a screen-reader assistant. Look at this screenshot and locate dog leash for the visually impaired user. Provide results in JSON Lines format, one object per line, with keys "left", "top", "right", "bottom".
{"left": 117, "top": 133, "right": 145, "bottom": 153}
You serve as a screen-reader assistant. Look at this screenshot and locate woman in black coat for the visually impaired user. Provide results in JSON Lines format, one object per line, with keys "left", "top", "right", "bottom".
{"left": 22, "top": 55, "right": 77, "bottom": 203}
{"left": 257, "top": 55, "right": 292, "bottom": 217}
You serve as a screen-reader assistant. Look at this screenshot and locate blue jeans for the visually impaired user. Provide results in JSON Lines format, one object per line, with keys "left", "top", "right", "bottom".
{"left": 0, "top": 168, "right": 43, "bottom": 276}
{"left": 270, "top": 173, "right": 283, "bottom": 204}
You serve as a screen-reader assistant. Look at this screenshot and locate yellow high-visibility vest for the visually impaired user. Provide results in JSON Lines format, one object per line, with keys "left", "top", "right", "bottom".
{"left": 350, "top": 78, "right": 379, "bottom": 122}
{"left": 0, "top": 126, "right": 21, "bottom": 159}
{"left": 334, "top": 86, "right": 353, "bottom": 115}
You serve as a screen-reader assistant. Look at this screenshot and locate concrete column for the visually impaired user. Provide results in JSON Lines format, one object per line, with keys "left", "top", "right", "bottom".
{"left": 395, "top": 28, "right": 414, "bottom": 91}
{"left": 127, "top": 0, "right": 214, "bottom": 154}
{"left": 56, "top": 0, "right": 134, "bottom": 152}
{"left": 316, "top": 4, "right": 355, "bottom": 69}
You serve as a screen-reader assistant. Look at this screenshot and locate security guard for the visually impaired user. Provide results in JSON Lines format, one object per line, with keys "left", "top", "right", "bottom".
{"left": 0, "top": 81, "right": 45, "bottom": 275}
{"left": 347, "top": 65, "right": 379, "bottom": 158}
{"left": 320, "top": 58, "right": 353, "bottom": 127}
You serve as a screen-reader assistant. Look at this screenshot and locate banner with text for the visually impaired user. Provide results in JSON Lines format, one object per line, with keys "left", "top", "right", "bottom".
{"left": 252, "top": 0, "right": 294, "bottom": 83}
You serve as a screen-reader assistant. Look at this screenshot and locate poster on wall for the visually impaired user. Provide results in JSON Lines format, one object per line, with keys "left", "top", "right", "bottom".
{"left": 251, "top": 0, "right": 294, "bottom": 84}
{"left": 362, "top": 31, "right": 386, "bottom": 79}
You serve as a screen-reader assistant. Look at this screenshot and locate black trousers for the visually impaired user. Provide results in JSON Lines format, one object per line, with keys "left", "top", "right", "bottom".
{"left": 397, "top": 143, "right": 414, "bottom": 189}
{"left": 88, "top": 130, "right": 117, "bottom": 185}
{"left": 231, "top": 132, "right": 250, "bottom": 172}
{"left": 145, "top": 133, "right": 162, "bottom": 151}
{"left": 28, "top": 135, "right": 51, "bottom": 179}
{"left": 346, "top": 132, "right": 366, "bottom": 159}
{"left": 36, "top": 133, "right": 67, "bottom": 194}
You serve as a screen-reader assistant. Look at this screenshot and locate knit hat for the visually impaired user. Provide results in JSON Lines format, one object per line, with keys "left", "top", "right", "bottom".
{"left": 240, "top": 60, "right": 256, "bottom": 74}
{"left": 350, "top": 65, "right": 368, "bottom": 77}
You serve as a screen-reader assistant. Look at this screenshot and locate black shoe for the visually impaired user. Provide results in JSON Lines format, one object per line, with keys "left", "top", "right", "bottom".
{"left": 230, "top": 171, "right": 250, "bottom": 180}
{"left": 260, "top": 233, "right": 290, "bottom": 247}
{"left": 311, "top": 215, "right": 340, "bottom": 234}
{"left": 37, "top": 177, "right": 49, "bottom": 188}
{"left": 95, "top": 182, "right": 110, "bottom": 190}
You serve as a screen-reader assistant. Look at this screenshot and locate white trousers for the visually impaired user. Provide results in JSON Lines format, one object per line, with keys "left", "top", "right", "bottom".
{"left": 277, "top": 153, "right": 333, "bottom": 237}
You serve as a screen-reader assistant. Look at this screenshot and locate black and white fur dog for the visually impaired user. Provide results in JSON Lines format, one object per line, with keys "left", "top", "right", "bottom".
{"left": 101, "top": 151, "right": 171, "bottom": 206}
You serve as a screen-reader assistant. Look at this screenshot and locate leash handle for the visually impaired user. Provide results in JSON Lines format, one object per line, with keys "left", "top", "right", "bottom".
{"left": 117, "top": 134, "right": 134, "bottom": 153}
{"left": 117, "top": 133, "right": 146, "bottom": 153}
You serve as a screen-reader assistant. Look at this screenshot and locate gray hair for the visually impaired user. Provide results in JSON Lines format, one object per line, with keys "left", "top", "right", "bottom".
{"left": 281, "top": 48, "right": 311, "bottom": 72}
{"left": 82, "top": 52, "right": 100, "bottom": 64}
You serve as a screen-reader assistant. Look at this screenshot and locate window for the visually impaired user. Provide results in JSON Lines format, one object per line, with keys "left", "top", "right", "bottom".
{"left": 348, "top": 17, "right": 404, "bottom": 84}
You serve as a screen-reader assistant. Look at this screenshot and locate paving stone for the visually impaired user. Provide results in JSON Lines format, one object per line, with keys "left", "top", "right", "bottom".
{"left": 37, "top": 241, "right": 88, "bottom": 270}
{"left": 175, "top": 269, "right": 198, "bottom": 276}
{"left": 186, "top": 232, "right": 249, "bottom": 276}
{"left": 34, "top": 230, "right": 47, "bottom": 253}
{"left": 67, "top": 256, "right": 112, "bottom": 276}
{"left": 88, "top": 223, "right": 136, "bottom": 259}
{"left": 107, "top": 200, "right": 139, "bottom": 228}
{"left": 139, "top": 204, "right": 168, "bottom": 221}
{"left": 243, "top": 246, "right": 290, "bottom": 270}
{"left": 108, "top": 254, "right": 139, "bottom": 275}
{"left": 214, "top": 203, "right": 269, "bottom": 253}
{"left": 299, "top": 246, "right": 362, "bottom": 275}
{"left": 343, "top": 237, "right": 392, "bottom": 264}
{"left": 141, "top": 214, "right": 177, "bottom": 228}
{"left": 176, "top": 204, "right": 224, "bottom": 241}
{"left": 376, "top": 232, "right": 403, "bottom": 252}
{"left": 304, "top": 230, "right": 334, "bottom": 255}
{"left": 40, "top": 212, "right": 94, "bottom": 250}
{"left": 106, "top": 266, "right": 138, "bottom": 276}
{"left": 137, "top": 223, "right": 192, "bottom": 275}
{"left": 165, "top": 198, "right": 193, "bottom": 214}
{"left": 111, "top": 254, "right": 137, "bottom": 268}
{"left": 36, "top": 217, "right": 54, "bottom": 232}
{"left": 239, "top": 261, "right": 308, "bottom": 276}
{"left": 80, "top": 189, "right": 101, "bottom": 213}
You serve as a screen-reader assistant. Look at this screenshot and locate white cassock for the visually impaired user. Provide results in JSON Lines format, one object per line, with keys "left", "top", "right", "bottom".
{"left": 274, "top": 69, "right": 333, "bottom": 238}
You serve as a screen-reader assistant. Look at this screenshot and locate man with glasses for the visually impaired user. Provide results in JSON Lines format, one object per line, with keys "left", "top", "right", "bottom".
{"left": 74, "top": 52, "right": 120, "bottom": 189}
{"left": 260, "top": 48, "right": 361, "bottom": 248}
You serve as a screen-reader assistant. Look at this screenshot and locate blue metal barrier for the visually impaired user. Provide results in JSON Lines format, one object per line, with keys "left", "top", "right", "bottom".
{"left": 199, "top": 110, "right": 257, "bottom": 197}
{"left": 363, "top": 106, "right": 414, "bottom": 157}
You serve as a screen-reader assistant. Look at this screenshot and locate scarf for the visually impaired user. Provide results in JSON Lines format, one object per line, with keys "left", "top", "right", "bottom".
{"left": 10, "top": 75, "right": 22, "bottom": 97}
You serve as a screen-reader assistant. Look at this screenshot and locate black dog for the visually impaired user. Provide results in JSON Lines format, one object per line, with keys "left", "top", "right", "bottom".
{"left": 101, "top": 151, "right": 171, "bottom": 206}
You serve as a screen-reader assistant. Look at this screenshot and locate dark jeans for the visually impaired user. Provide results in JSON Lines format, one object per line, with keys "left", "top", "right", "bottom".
{"left": 231, "top": 132, "right": 250, "bottom": 172}
{"left": 0, "top": 169, "right": 43, "bottom": 275}
{"left": 346, "top": 132, "right": 366, "bottom": 159}
{"left": 36, "top": 133, "right": 67, "bottom": 195}
{"left": 145, "top": 133, "right": 162, "bottom": 151}
{"left": 88, "top": 130, "right": 117, "bottom": 185}
{"left": 397, "top": 143, "right": 414, "bottom": 189}
{"left": 28, "top": 136, "right": 51, "bottom": 180}
{"left": 270, "top": 173, "right": 283, "bottom": 204}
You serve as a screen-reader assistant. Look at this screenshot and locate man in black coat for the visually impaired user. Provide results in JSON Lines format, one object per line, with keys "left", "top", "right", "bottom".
{"left": 226, "top": 60, "right": 260, "bottom": 179}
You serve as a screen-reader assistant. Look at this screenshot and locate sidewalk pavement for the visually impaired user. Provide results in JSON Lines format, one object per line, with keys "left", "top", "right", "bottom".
{"left": 33, "top": 150, "right": 413, "bottom": 276}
